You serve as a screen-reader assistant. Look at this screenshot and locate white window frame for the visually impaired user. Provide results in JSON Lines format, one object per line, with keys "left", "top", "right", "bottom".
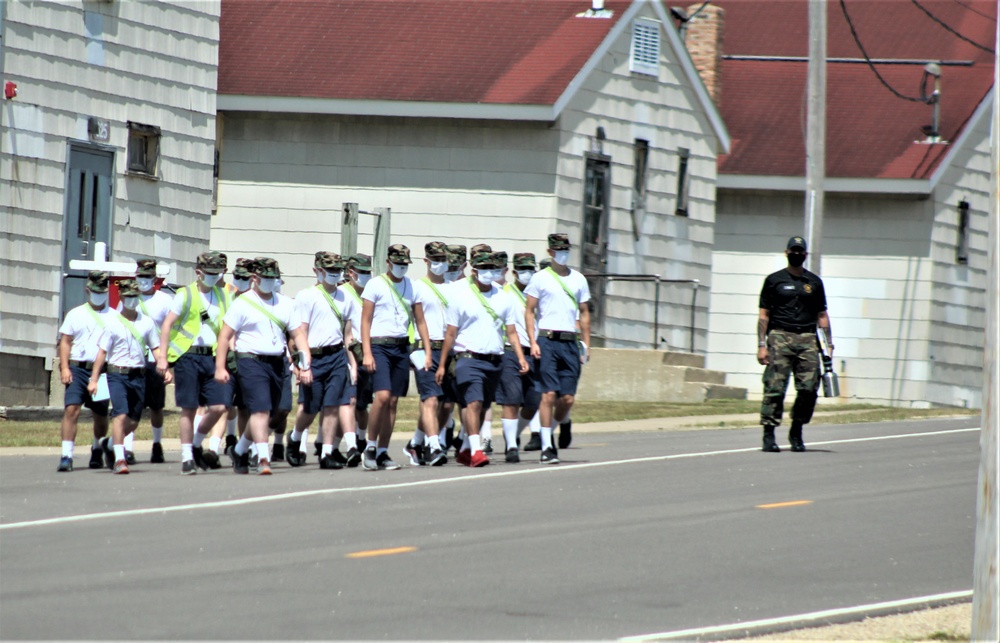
{"left": 629, "top": 18, "right": 660, "bottom": 77}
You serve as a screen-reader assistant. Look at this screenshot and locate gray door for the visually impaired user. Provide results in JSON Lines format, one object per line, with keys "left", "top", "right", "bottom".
{"left": 62, "top": 144, "right": 114, "bottom": 316}
{"left": 581, "top": 153, "right": 611, "bottom": 338}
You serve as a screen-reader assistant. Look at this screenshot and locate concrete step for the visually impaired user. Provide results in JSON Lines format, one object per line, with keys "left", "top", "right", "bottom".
{"left": 661, "top": 351, "right": 705, "bottom": 368}
{"left": 683, "top": 367, "right": 726, "bottom": 385}
{"left": 579, "top": 348, "right": 746, "bottom": 402}
{"left": 704, "top": 384, "right": 749, "bottom": 400}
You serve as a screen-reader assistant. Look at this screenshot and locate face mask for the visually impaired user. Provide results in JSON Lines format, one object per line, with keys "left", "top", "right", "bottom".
{"left": 275, "top": 279, "right": 283, "bottom": 294}
{"left": 444, "top": 270, "right": 461, "bottom": 283}
{"left": 136, "top": 277, "right": 155, "bottom": 292}
{"left": 122, "top": 296, "right": 139, "bottom": 310}
{"left": 88, "top": 291, "right": 108, "bottom": 307}
{"left": 324, "top": 271, "right": 343, "bottom": 286}
{"left": 516, "top": 270, "right": 534, "bottom": 285}
{"left": 429, "top": 261, "right": 448, "bottom": 276}
{"left": 390, "top": 264, "right": 408, "bottom": 279}
{"left": 257, "top": 277, "right": 277, "bottom": 294}
{"left": 355, "top": 273, "right": 371, "bottom": 287}
{"left": 553, "top": 250, "right": 570, "bottom": 266}
{"left": 234, "top": 278, "right": 251, "bottom": 292}
{"left": 201, "top": 272, "right": 222, "bottom": 287}
{"left": 476, "top": 270, "right": 497, "bottom": 286}
{"left": 787, "top": 252, "right": 806, "bottom": 268}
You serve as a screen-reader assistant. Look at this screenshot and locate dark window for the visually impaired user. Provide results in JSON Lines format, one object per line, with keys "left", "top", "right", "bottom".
{"left": 957, "top": 200, "right": 970, "bottom": 264}
{"left": 631, "top": 139, "right": 649, "bottom": 240}
{"left": 126, "top": 121, "right": 161, "bottom": 177}
{"left": 675, "top": 147, "right": 690, "bottom": 216}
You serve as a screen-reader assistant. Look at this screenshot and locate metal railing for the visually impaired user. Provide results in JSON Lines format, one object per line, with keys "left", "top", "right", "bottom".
{"left": 584, "top": 273, "right": 703, "bottom": 352}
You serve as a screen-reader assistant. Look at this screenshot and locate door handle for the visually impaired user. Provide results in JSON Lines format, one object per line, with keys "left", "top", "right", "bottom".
{"left": 81, "top": 241, "right": 89, "bottom": 256}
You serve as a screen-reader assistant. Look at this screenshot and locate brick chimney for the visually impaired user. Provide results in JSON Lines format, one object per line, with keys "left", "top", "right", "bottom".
{"left": 684, "top": 3, "right": 724, "bottom": 104}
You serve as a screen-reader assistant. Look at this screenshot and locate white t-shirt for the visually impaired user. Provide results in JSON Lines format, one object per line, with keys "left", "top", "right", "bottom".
{"left": 223, "top": 290, "right": 302, "bottom": 356}
{"left": 59, "top": 304, "right": 119, "bottom": 362}
{"left": 413, "top": 277, "right": 450, "bottom": 341}
{"left": 503, "top": 283, "right": 532, "bottom": 347}
{"left": 295, "top": 284, "right": 359, "bottom": 348}
{"left": 340, "top": 284, "right": 365, "bottom": 344}
{"left": 524, "top": 268, "right": 591, "bottom": 333}
{"left": 98, "top": 313, "right": 160, "bottom": 369}
{"left": 168, "top": 284, "right": 229, "bottom": 348}
{"left": 446, "top": 281, "right": 517, "bottom": 355}
{"left": 361, "top": 274, "right": 424, "bottom": 338}
{"left": 136, "top": 290, "right": 172, "bottom": 327}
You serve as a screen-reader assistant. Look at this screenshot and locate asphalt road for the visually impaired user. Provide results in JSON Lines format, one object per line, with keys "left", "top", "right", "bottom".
{"left": 0, "top": 417, "right": 980, "bottom": 640}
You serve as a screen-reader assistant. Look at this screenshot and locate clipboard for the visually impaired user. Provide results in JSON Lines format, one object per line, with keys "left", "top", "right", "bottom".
{"left": 92, "top": 373, "right": 110, "bottom": 402}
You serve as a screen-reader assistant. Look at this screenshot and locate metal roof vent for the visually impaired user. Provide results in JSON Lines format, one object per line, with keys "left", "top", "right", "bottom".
{"left": 578, "top": 0, "right": 613, "bottom": 18}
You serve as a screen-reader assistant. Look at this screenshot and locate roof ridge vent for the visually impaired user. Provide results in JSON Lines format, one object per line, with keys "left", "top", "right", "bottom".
{"left": 578, "top": 0, "right": 613, "bottom": 18}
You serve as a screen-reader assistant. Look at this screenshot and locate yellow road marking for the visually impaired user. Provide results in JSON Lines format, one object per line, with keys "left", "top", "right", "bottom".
{"left": 756, "top": 500, "right": 813, "bottom": 509}
{"left": 346, "top": 546, "right": 417, "bottom": 559}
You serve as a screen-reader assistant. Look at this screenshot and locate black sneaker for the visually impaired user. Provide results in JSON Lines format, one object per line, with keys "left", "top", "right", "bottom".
{"left": 233, "top": 450, "right": 250, "bottom": 475}
{"left": 192, "top": 445, "right": 210, "bottom": 471}
{"left": 320, "top": 453, "right": 344, "bottom": 470}
{"left": 181, "top": 459, "right": 198, "bottom": 475}
{"left": 57, "top": 456, "right": 73, "bottom": 472}
{"left": 89, "top": 446, "right": 103, "bottom": 469}
{"left": 202, "top": 449, "right": 221, "bottom": 469}
{"left": 313, "top": 441, "right": 323, "bottom": 457}
{"left": 331, "top": 449, "right": 349, "bottom": 466}
{"left": 125, "top": 450, "right": 137, "bottom": 465}
{"left": 403, "top": 441, "right": 425, "bottom": 466}
{"left": 505, "top": 448, "right": 520, "bottom": 463}
{"left": 558, "top": 419, "right": 572, "bottom": 449}
{"left": 224, "top": 435, "right": 237, "bottom": 458}
{"left": 271, "top": 443, "right": 285, "bottom": 462}
{"left": 345, "top": 447, "right": 362, "bottom": 468}
{"left": 150, "top": 442, "right": 165, "bottom": 463}
{"left": 540, "top": 447, "right": 559, "bottom": 464}
{"left": 426, "top": 448, "right": 447, "bottom": 466}
{"left": 362, "top": 447, "right": 378, "bottom": 471}
{"left": 376, "top": 452, "right": 400, "bottom": 471}
{"left": 523, "top": 432, "right": 542, "bottom": 452}
{"left": 286, "top": 438, "right": 305, "bottom": 467}
{"left": 101, "top": 437, "right": 115, "bottom": 471}
{"left": 482, "top": 438, "right": 493, "bottom": 455}
{"left": 444, "top": 423, "right": 455, "bottom": 453}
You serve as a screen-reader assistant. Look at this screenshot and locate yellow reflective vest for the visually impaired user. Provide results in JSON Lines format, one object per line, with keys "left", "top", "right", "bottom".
{"left": 166, "top": 283, "right": 233, "bottom": 362}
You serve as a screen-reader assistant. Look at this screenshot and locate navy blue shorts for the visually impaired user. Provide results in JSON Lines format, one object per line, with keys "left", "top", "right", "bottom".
{"left": 236, "top": 357, "right": 284, "bottom": 414}
{"left": 64, "top": 364, "right": 109, "bottom": 415}
{"left": 353, "top": 367, "right": 372, "bottom": 409}
{"left": 495, "top": 348, "right": 540, "bottom": 408}
{"left": 414, "top": 348, "right": 456, "bottom": 402}
{"left": 231, "top": 370, "right": 245, "bottom": 409}
{"left": 273, "top": 364, "right": 293, "bottom": 414}
{"left": 108, "top": 370, "right": 146, "bottom": 421}
{"left": 299, "top": 350, "right": 352, "bottom": 414}
{"left": 536, "top": 336, "right": 582, "bottom": 396}
{"left": 143, "top": 365, "right": 165, "bottom": 411}
{"left": 455, "top": 356, "right": 502, "bottom": 408}
{"left": 173, "top": 352, "right": 232, "bottom": 409}
{"left": 368, "top": 343, "right": 410, "bottom": 397}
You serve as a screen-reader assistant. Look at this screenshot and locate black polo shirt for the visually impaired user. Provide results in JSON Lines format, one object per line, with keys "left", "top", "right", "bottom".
{"left": 759, "top": 268, "right": 827, "bottom": 333}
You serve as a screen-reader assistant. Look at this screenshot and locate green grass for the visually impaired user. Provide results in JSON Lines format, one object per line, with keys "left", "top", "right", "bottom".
{"left": 0, "top": 399, "right": 977, "bottom": 448}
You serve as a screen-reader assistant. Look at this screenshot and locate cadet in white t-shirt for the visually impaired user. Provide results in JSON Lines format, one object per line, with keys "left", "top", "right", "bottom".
{"left": 88, "top": 279, "right": 168, "bottom": 474}
{"left": 359, "top": 244, "right": 432, "bottom": 471}
{"left": 437, "top": 251, "right": 527, "bottom": 468}
{"left": 524, "top": 233, "right": 591, "bottom": 465}
{"left": 216, "top": 257, "right": 311, "bottom": 476}
{"left": 55, "top": 271, "right": 115, "bottom": 472}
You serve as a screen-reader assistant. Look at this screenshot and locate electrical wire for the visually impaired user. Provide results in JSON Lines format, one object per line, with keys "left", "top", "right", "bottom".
{"left": 687, "top": 0, "right": 712, "bottom": 21}
{"left": 951, "top": 0, "right": 997, "bottom": 22}
{"left": 911, "top": 0, "right": 995, "bottom": 53}
{"left": 838, "top": 0, "right": 926, "bottom": 102}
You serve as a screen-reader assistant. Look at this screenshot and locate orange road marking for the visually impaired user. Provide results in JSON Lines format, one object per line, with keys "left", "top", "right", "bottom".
{"left": 756, "top": 500, "right": 814, "bottom": 509}
{"left": 346, "top": 546, "right": 417, "bottom": 559}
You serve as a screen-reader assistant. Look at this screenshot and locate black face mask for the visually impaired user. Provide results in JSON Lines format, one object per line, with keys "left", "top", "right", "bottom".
{"left": 787, "top": 252, "right": 806, "bottom": 267}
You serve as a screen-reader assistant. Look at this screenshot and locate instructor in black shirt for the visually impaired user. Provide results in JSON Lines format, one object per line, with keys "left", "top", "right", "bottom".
{"left": 756, "top": 236, "right": 833, "bottom": 452}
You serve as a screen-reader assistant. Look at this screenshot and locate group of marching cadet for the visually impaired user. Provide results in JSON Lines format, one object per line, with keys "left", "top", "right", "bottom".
{"left": 56, "top": 233, "right": 592, "bottom": 475}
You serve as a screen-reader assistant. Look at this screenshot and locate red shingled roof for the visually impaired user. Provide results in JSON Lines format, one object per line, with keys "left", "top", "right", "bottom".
{"left": 219, "top": 0, "right": 632, "bottom": 106}
{"left": 715, "top": 0, "right": 995, "bottom": 180}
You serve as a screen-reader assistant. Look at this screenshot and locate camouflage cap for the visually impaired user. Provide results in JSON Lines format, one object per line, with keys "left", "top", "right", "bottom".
{"left": 787, "top": 236, "right": 807, "bottom": 251}
{"left": 470, "top": 251, "right": 500, "bottom": 269}
{"left": 493, "top": 250, "right": 508, "bottom": 267}
{"left": 470, "top": 243, "right": 492, "bottom": 256}
{"left": 314, "top": 251, "right": 344, "bottom": 270}
{"left": 253, "top": 257, "right": 281, "bottom": 278}
{"left": 196, "top": 251, "right": 227, "bottom": 273}
{"left": 539, "top": 257, "right": 553, "bottom": 269}
{"left": 135, "top": 258, "right": 157, "bottom": 277}
{"left": 513, "top": 252, "right": 537, "bottom": 269}
{"left": 233, "top": 258, "right": 254, "bottom": 279}
{"left": 86, "top": 270, "right": 110, "bottom": 293}
{"left": 387, "top": 244, "right": 412, "bottom": 265}
{"left": 548, "top": 233, "right": 571, "bottom": 250}
{"left": 348, "top": 253, "right": 373, "bottom": 271}
{"left": 424, "top": 241, "right": 448, "bottom": 261}
{"left": 446, "top": 244, "right": 467, "bottom": 267}
{"left": 117, "top": 278, "right": 140, "bottom": 297}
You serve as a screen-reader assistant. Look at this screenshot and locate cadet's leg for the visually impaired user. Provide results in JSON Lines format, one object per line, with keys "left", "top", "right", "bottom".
{"left": 788, "top": 337, "right": 821, "bottom": 451}
{"left": 760, "top": 332, "right": 793, "bottom": 452}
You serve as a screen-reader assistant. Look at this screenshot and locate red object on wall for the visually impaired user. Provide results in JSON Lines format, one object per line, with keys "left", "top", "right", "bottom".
{"left": 108, "top": 276, "right": 165, "bottom": 310}
{"left": 4, "top": 82, "right": 17, "bottom": 99}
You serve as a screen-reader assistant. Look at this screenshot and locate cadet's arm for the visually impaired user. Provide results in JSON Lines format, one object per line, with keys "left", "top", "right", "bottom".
{"left": 757, "top": 308, "right": 770, "bottom": 365}
{"left": 578, "top": 302, "right": 591, "bottom": 351}
{"left": 58, "top": 334, "right": 73, "bottom": 384}
{"left": 360, "top": 299, "right": 376, "bottom": 372}
{"left": 88, "top": 348, "right": 108, "bottom": 395}
{"left": 157, "top": 310, "right": 179, "bottom": 374}
{"left": 214, "top": 324, "right": 234, "bottom": 384}
{"left": 412, "top": 303, "right": 433, "bottom": 371}
{"left": 525, "top": 295, "right": 540, "bottom": 358}
{"left": 436, "top": 325, "right": 458, "bottom": 385}
{"left": 817, "top": 311, "right": 833, "bottom": 355}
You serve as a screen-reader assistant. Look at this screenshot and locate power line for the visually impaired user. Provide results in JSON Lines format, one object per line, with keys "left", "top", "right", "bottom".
{"left": 838, "top": 0, "right": 926, "bottom": 102}
{"left": 911, "top": 0, "right": 995, "bottom": 53}
{"left": 950, "top": 0, "right": 997, "bottom": 23}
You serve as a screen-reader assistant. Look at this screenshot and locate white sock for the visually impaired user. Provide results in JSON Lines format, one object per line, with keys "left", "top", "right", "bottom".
{"left": 481, "top": 420, "right": 492, "bottom": 441}
{"left": 209, "top": 436, "right": 222, "bottom": 454}
{"left": 469, "top": 434, "right": 481, "bottom": 453}
{"left": 291, "top": 428, "right": 303, "bottom": 441}
{"left": 322, "top": 444, "right": 333, "bottom": 457}
{"left": 124, "top": 433, "right": 134, "bottom": 451}
{"left": 192, "top": 414, "right": 203, "bottom": 434}
{"left": 62, "top": 440, "right": 74, "bottom": 458}
{"left": 333, "top": 436, "right": 342, "bottom": 449}
{"left": 459, "top": 426, "right": 468, "bottom": 441}
{"left": 181, "top": 443, "right": 193, "bottom": 462}
{"left": 376, "top": 447, "right": 387, "bottom": 457}
{"left": 235, "top": 435, "right": 252, "bottom": 456}
{"left": 249, "top": 443, "right": 258, "bottom": 457}
{"left": 357, "top": 426, "right": 366, "bottom": 443}
{"left": 461, "top": 435, "right": 470, "bottom": 452}
{"left": 366, "top": 439, "right": 377, "bottom": 451}
{"left": 428, "top": 435, "right": 441, "bottom": 450}
{"left": 151, "top": 426, "right": 163, "bottom": 443}
{"left": 299, "top": 430, "right": 309, "bottom": 453}
{"left": 114, "top": 444, "right": 126, "bottom": 461}
{"left": 255, "top": 442, "right": 270, "bottom": 461}
{"left": 192, "top": 431, "right": 206, "bottom": 448}
{"left": 446, "top": 417, "right": 455, "bottom": 431}
{"left": 541, "top": 425, "right": 554, "bottom": 450}
{"left": 344, "top": 432, "right": 357, "bottom": 450}
{"left": 92, "top": 437, "right": 101, "bottom": 450}
{"left": 502, "top": 419, "right": 519, "bottom": 450}
{"left": 413, "top": 428, "right": 426, "bottom": 445}
{"left": 226, "top": 418, "right": 236, "bottom": 436}
{"left": 530, "top": 411, "right": 541, "bottom": 433}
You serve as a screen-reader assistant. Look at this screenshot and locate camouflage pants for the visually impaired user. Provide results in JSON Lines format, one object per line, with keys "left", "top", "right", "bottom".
{"left": 760, "top": 329, "right": 820, "bottom": 427}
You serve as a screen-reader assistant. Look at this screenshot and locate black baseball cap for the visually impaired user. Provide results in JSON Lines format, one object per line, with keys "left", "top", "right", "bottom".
{"left": 787, "top": 236, "right": 807, "bottom": 251}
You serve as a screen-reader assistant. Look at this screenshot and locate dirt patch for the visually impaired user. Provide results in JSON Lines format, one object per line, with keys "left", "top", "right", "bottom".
{"left": 744, "top": 602, "right": 972, "bottom": 641}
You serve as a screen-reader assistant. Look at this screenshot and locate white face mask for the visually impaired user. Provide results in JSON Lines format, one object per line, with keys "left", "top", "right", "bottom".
{"left": 136, "top": 277, "right": 156, "bottom": 292}
{"left": 516, "top": 270, "right": 534, "bottom": 285}
{"left": 201, "top": 272, "right": 222, "bottom": 287}
{"left": 428, "top": 261, "right": 448, "bottom": 276}
{"left": 88, "top": 291, "right": 108, "bottom": 307}
{"left": 257, "top": 277, "right": 277, "bottom": 294}
{"left": 390, "top": 264, "right": 408, "bottom": 279}
{"left": 444, "top": 270, "right": 461, "bottom": 283}
{"left": 324, "top": 271, "right": 343, "bottom": 286}
{"left": 476, "top": 270, "right": 497, "bottom": 286}
{"left": 354, "top": 273, "right": 371, "bottom": 287}
{"left": 553, "top": 250, "right": 571, "bottom": 266}
{"left": 275, "top": 279, "right": 283, "bottom": 294}
{"left": 234, "top": 278, "right": 251, "bottom": 292}
{"left": 122, "top": 296, "right": 139, "bottom": 310}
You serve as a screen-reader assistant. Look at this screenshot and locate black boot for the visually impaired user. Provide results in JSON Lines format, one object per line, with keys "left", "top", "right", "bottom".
{"left": 762, "top": 426, "right": 781, "bottom": 452}
{"left": 788, "top": 421, "right": 806, "bottom": 452}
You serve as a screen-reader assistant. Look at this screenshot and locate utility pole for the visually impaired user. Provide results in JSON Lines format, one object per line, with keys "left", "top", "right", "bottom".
{"left": 804, "top": 0, "right": 826, "bottom": 275}
{"left": 970, "top": 17, "right": 999, "bottom": 640}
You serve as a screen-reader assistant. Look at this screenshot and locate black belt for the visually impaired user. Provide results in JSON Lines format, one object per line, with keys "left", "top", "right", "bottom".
{"left": 311, "top": 343, "right": 344, "bottom": 357}
{"left": 235, "top": 352, "right": 287, "bottom": 365}
{"left": 107, "top": 365, "right": 144, "bottom": 376}
{"left": 541, "top": 330, "right": 578, "bottom": 342}
{"left": 414, "top": 339, "right": 444, "bottom": 351}
{"left": 371, "top": 337, "right": 410, "bottom": 346}
{"left": 455, "top": 351, "right": 503, "bottom": 365}
{"left": 504, "top": 345, "right": 532, "bottom": 353}
{"left": 70, "top": 360, "right": 96, "bottom": 370}
{"left": 187, "top": 346, "right": 215, "bottom": 356}
{"left": 770, "top": 325, "right": 817, "bottom": 334}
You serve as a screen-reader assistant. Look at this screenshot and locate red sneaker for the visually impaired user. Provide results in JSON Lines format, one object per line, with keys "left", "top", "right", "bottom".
{"left": 258, "top": 458, "right": 272, "bottom": 475}
{"left": 456, "top": 449, "right": 471, "bottom": 466}
{"left": 468, "top": 450, "right": 490, "bottom": 468}
{"left": 113, "top": 459, "right": 129, "bottom": 475}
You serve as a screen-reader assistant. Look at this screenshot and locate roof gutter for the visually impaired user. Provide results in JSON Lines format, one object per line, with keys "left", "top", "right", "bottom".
{"left": 717, "top": 174, "right": 931, "bottom": 195}
{"left": 216, "top": 95, "right": 557, "bottom": 122}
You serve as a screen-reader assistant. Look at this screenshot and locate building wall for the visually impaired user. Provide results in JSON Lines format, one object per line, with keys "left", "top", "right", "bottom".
{"left": 0, "top": 0, "right": 219, "bottom": 403}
